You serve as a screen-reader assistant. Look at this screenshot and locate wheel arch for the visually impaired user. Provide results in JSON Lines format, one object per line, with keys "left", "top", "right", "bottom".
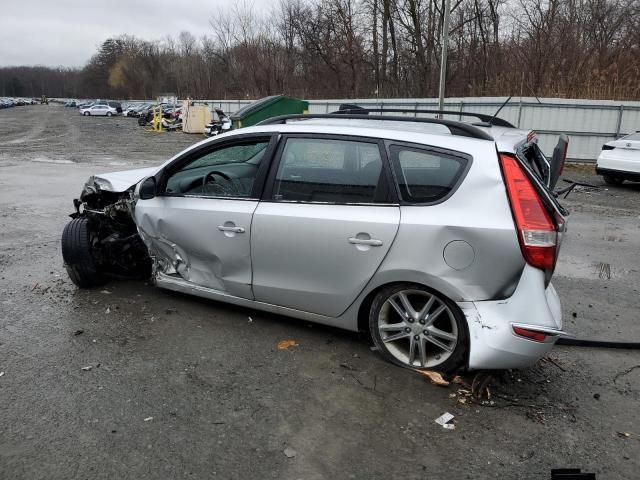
{"left": 355, "top": 271, "right": 467, "bottom": 332}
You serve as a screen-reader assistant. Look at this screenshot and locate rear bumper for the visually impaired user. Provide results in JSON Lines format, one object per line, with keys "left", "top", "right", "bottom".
{"left": 595, "top": 166, "right": 640, "bottom": 182}
{"left": 459, "top": 264, "right": 567, "bottom": 370}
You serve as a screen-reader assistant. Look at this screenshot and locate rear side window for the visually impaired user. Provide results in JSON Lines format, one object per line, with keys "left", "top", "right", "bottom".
{"left": 272, "top": 138, "right": 388, "bottom": 204}
{"left": 389, "top": 145, "right": 468, "bottom": 203}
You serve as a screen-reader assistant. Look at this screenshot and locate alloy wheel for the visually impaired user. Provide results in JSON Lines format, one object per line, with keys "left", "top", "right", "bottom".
{"left": 377, "top": 289, "right": 458, "bottom": 369}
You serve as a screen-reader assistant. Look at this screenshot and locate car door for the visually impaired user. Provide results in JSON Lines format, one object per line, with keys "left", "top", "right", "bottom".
{"left": 134, "top": 134, "right": 277, "bottom": 299}
{"left": 251, "top": 135, "right": 400, "bottom": 317}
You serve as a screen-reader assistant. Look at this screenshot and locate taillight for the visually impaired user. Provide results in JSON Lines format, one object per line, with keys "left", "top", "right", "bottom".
{"left": 602, "top": 144, "right": 615, "bottom": 150}
{"left": 499, "top": 154, "right": 557, "bottom": 272}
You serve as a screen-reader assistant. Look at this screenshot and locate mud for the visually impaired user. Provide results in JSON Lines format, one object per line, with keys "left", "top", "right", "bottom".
{"left": 1, "top": 105, "right": 639, "bottom": 479}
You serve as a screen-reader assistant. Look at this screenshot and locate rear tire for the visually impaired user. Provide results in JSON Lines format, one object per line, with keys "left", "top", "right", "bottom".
{"left": 603, "top": 175, "right": 624, "bottom": 185}
{"left": 61, "top": 218, "right": 106, "bottom": 288}
{"left": 369, "top": 283, "right": 468, "bottom": 373}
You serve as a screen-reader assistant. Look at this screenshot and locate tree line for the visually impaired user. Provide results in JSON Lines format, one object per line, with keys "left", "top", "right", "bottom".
{"left": 1, "top": 0, "right": 638, "bottom": 101}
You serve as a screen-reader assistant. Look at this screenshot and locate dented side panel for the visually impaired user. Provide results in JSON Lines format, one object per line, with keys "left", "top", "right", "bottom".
{"left": 134, "top": 196, "right": 257, "bottom": 299}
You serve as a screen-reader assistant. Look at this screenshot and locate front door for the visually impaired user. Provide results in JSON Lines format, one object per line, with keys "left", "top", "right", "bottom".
{"left": 134, "top": 135, "right": 276, "bottom": 299}
{"left": 251, "top": 135, "right": 400, "bottom": 317}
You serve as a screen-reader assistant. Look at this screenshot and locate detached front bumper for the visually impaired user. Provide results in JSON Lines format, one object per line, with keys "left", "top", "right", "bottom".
{"left": 459, "top": 264, "right": 568, "bottom": 370}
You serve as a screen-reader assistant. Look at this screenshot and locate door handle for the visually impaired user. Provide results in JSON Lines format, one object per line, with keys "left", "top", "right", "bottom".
{"left": 218, "top": 225, "right": 245, "bottom": 233}
{"left": 348, "top": 237, "right": 383, "bottom": 247}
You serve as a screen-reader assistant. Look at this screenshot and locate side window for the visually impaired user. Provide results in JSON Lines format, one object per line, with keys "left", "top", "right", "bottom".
{"left": 165, "top": 140, "right": 270, "bottom": 198}
{"left": 272, "top": 138, "right": 387, "bottom": 203}
{"left": 389, "top": 145, "right": 468, "bottom": 203}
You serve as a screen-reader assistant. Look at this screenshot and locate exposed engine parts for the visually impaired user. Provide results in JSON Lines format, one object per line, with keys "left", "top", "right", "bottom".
{"left": 69, "top": 185, "right": 151, "bottom": 280}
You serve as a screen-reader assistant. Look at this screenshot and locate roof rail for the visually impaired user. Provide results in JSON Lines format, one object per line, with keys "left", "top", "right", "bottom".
{"left": 334, "top": 107, "right": 516, "bottom": 128}
{"left": 257, "top": 113, "right": 494, "bottom": 141}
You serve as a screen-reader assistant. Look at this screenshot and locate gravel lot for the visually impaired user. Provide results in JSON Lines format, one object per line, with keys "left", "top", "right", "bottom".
{"left": 1, "top": 105, "right": 639, "bottom": 479}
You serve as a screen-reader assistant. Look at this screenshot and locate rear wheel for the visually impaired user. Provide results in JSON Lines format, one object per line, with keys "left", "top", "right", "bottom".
{"left": 61, "top": 218, "right": 106, "bottom": 288}
{"left": 369, "top": 284, "right": 468, "bottom": 372}
{"left": 603, "top": 174, "right": 624, "bottom": 185}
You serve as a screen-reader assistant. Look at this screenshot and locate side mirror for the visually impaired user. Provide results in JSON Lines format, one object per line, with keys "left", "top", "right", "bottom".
{"left": 138, "top": 176, "right": 157, "bottom": 200}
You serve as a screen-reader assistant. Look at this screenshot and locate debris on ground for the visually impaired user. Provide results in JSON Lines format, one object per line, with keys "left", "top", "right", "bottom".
{"left": 248, "top": 316, "right": 253, "bottom": 323}
{"left": 277, "top": 339, "right": 299, "bottom": 350}
{"left": 434, "top": 412, "right": 456, "bottom": 430}
{"left": 81, "top": 366, "right": 92, "bottom": 371}
{"left": 101, "top": 290, "right": 112, "bottom": 294}
{"left": 74, "top": 329, "right": 84, "bottom": 336}
{"left": 283, "top": 447, "right": 297, "bottom": 458}
{"left": 143, "top": 417, "right": 153, "bottom": 422}
{"left": 0, "top": 372, "right": 4, "bottom": 377}
{"left": 416, "top": 369, "right": 449, "bottom": 386}
{"left": 105, "top": 307, "right": 111, "bottom": 314}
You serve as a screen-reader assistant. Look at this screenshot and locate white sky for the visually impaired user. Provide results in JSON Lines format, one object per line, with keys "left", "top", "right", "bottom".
{"left": 0, "top": 0, "right": 278, "bottom": 67}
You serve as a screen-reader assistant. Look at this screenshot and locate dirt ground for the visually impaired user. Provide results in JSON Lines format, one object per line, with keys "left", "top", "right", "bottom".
{"left": 1, "top": 105, "right": 639, "bottom": 479}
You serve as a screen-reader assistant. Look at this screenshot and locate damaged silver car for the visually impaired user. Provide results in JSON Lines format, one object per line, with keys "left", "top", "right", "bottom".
{"left": 62, "top": 109, "right": 570, "bottom": 372}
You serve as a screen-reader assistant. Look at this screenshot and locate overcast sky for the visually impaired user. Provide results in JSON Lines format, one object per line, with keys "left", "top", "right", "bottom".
{"left": 0, "top": 0, "right": 277, "bottom": 68}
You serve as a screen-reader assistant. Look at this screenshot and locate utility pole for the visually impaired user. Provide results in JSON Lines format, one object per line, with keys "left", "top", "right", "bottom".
{"left": 437, "top": 0, "right": 451, "bottom": 116}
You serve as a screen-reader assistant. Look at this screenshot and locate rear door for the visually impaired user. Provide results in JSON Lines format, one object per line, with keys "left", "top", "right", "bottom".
{"left": 251, "top": 135, "right": 400, "bottom": 317}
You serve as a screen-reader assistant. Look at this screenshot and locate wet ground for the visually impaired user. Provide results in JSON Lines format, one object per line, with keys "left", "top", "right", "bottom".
{"left": 1, "top": 105, "right": 639, "bottom": 479}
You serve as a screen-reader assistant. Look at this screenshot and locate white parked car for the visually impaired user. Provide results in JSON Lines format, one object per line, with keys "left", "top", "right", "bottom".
{"left": 596, "top": 132, "right": 640, "bottom": 184}
{"left": 80, "top": 104, "right": 118, "bottom": 117}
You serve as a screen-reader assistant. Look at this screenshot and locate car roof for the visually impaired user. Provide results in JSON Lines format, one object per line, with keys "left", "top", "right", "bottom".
{"left": 232, "top": 118, "right": 532, "bottom": 155}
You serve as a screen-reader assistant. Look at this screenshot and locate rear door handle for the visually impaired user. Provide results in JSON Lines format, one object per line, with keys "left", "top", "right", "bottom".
{"left": 348, "top": 237, "right": 383, "bottom": 247}
{"left": 218, "top": 225, "right": 245, "bottom": 233}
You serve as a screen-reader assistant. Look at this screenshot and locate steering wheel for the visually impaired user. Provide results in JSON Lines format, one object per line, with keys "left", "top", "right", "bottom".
{"left": 202, "top": 170, "right": 241, "bottom": 196}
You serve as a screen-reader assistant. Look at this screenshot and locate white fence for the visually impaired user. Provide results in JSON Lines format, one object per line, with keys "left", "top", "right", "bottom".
{"left": 200, "top": 96, "right": 640, "bottom": 162}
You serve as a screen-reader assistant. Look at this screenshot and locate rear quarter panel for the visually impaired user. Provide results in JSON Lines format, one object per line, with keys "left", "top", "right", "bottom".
{"left": 369, "top": 141, "right": 524, "bottom": 302}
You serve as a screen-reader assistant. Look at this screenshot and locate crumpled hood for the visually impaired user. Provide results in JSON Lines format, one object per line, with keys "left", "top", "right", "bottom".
{"left": 89, "top": 166, "right": 159, "bottom": 193}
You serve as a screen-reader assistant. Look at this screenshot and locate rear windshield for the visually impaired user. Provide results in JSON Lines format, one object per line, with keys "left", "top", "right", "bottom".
{"left": 389, "top": 145, "right": 469, "bottom": 203}
{"left": 622, "top": 132, "right": 640, "bottom": 141}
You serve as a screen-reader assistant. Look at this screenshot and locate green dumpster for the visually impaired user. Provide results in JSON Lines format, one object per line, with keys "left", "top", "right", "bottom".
{"left": 231, "top": 95, "right": 309, "bottom": 129}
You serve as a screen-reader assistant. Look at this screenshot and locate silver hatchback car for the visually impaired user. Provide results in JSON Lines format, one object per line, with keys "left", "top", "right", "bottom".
{"left": 62, "top": 109, "right": 570, "bottom": 372}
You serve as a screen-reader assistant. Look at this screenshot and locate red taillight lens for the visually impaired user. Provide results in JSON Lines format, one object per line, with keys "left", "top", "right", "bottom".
{"left": 500, "top": 154, "right": 557, "bottom": 271}
{"left": 512, "top": 326, "right": 547, "bottom": 342}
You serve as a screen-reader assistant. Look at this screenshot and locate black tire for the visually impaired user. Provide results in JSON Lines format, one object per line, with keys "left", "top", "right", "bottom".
{"left": 106, "top": 112, "right": 112, "bottom": 117}
{"left": 603, "top": 175, "right": 623, "bottom": 185}
{"left": 369, "top": 283, "right": 468, "bottom": 373}
{"left": 84, "top": 112, "right": 89, "bottom": 116}
{"left": 61, "top": 218, "right": 106, "bottom": 288}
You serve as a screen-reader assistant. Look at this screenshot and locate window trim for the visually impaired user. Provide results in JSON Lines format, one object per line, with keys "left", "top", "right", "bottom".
{"left": 261, "top": 133, "right": 398, "bottom": 206}
{"left": 156, "top": 133, "right": 279, "bottom": 201}
{"left": 384, "top": 140, "right": 473, "bottom": 206}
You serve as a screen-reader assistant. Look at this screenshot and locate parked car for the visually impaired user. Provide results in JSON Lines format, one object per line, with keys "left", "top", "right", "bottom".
{"left": 61, "top": 109, "right": 569, "bottom": 372}
{"left": 596, "top": 132, "right": 640, "bottom": 184}
{"left": 79, "top": 104, "right": 118, "bottom": 116}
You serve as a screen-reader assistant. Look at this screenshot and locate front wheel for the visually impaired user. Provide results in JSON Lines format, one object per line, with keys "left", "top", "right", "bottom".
{"left": 369, "top": 284, "right": 468, "bottom": 372}
{"left": 61, "top": 218, "right": 106, "bottom": 288}
{"left": 106, "top": 112, "right": 112, "bottom": 117}
{"left": 603, "top": 174, "right": 623, "bottom": 185}
{"left": 83, "top": 112, "right": 89, "bottom": 116}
